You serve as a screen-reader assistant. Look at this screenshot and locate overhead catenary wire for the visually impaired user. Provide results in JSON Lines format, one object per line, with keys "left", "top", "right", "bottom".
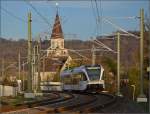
{"left": 91, "top": 0, "right": 99, "bottom": 36}
{"left": 105, "top": 16, "right": 137, "bottom": 19}
{"left": 24, "top": 0, "right": 52, "bottom": 28}
{"left": 1, "top": 7, "right": 27, "bottom": 23}
{"left": 93, "top": 38, "right": 112, "bottom": 50}
{"left": 103, "top": 18, "right": 140, "bottom": 39}
{"left": 68, "top": 49, "right": 90, "bottom": 60}
{"left": 90, "top": 0, "right": 140, "bottom": 39}
{"left": 68, "top": 48, "right": 117, "bottom": 53}
{"left": 94, "top": 0, "right": 101, "bottom": 35}
{"left": 90, "top": 38, "right": 117, "bottom": 53}
{"left": 99, "top": 0, "right": 102, "bottom": 35}
{"left": 92, "top": 0, "right": 103, "bottom": 36}
{"left": 1, "top": 6, "right": 51, "bottom": 25}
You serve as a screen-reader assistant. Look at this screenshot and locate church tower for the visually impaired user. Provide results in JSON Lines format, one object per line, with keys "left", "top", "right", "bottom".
{"left": 47, "top": 11, "right": 68, "bottom": 57}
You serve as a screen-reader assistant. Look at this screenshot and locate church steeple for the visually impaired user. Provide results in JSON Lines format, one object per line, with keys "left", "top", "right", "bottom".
{"left": 47, "top": 4, "right": 68, "bottom": 57}
{"left": 51, "top": 12, "right": 63, "bottom": 39}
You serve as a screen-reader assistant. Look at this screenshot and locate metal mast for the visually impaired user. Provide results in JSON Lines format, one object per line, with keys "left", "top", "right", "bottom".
{"left": 140, "top": 8, "right": 144, "bottom": 96}
{"left": 27, "top": 12, "right": 33, "bottom": 92}
{"left": 137, "top": 8, "right": 147, "bottom": 102}
{"left": 37, "top": 37, "right": 41, "bottom": 92}
{"left": 92, "top": 44, "right": 96, "bottom": 65}
{"left": 117, "top": 32, "right": 122, "bottom": 96}
{"left": 2, "top": 58, "right": 5, "bottom": 81}
{"left": 18, "top": 51, "right": 21, "bottom": 80}
{"left": 32, "top": 46, "right": 36, "bottom": 91}
{"left": 22, "top": 61, "right": 25, "bottom": 91}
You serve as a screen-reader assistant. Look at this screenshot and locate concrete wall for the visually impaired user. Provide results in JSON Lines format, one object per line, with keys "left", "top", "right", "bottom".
{"left": 0, "top": 85, "right": 3, "bottom": 96}
{"left": 40, "top": 82, "right": 62, "bottom": 91}
{"left": 34, "top": 72, "right": 56, "bottom": 82}
{"left": 0, "top": 85, "right": 18, "bottom": 97}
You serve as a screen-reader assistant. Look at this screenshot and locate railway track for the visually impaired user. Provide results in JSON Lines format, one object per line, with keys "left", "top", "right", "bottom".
{"left": 29, "top": 92, "right": 74, "bottom": 107}
{"left": 2, "top": 92, "right": 117, "bottom": 114}
{"left": 1, "top": 92, "right": 74, "bottom": 114}
{"left": 50, "top": 92, "right": 116, "bottom": 113}
{"left": 45, "top": 92, "right": 97, "bottom": 113}
{"left": 80, "top": 92, "right": 117, "bottom": 113}
{"left": 38, "top": 91, "right": 116, "bottom": 113}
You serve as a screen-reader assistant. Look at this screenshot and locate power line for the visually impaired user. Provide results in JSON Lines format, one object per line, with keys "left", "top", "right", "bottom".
{"left": 24, "top": 0, "right": 52, "bottom": 28}
{"left": 90, "top": 37, "right": 117, "bottom": 53}
{"left": 95, "top": 0, "right": 102, "bottom": 35}
{"left": 1, "top": 6, "right": 51, "bottom": 25}
{"left": 94, "top": 0, "right": 100, "bottom": 35}
{"left": 91, "top": 0, "right": 99, "bottom": 36}
{"left": 91, "top": 0, "right": 103, "bottom": 36}
{"left": 98, "top": 0, "right": 102, "bottom": 35}
{"left": 103, "top": 18, "right": 140, "bottom": 39}
{"left": 1, "top": 7, "right": 27, "bottom": 23}
{"left": 68, "top": 49, "right": 90, "bottom": 60}
{"left": 105, "top": 16, "right": 137, "bottom": 19}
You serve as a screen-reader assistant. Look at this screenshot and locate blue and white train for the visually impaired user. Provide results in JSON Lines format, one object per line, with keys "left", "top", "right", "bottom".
{"left": 60, "top": 65, "right": 105, "bottom": 91}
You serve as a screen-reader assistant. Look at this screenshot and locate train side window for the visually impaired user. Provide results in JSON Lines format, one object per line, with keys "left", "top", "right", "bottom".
{"left": 63, "top": 75, "right": 72, "bottom": 84}
{"left": 72, "top": 73, "right": 81, "bottom": 84}
{"left": 81, "top": 73, "right": 87, "bottom": 81}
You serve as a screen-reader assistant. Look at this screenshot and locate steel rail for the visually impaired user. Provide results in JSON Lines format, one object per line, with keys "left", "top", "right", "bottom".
{"left": 63, "top": 92, "right": 117, "bottom": 113}
{"left": 82, "top": 92, "right": 117, "bottom": 113}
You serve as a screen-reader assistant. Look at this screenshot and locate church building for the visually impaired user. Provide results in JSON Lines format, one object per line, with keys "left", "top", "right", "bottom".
{"left": 34, "top": 11, "right": 72, "bottom": 91}
{"left": 47, "top": 12, "right": 68, "bottom": 57}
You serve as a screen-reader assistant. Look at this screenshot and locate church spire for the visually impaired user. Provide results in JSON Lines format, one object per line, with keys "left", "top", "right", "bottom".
{"left": 47, "top": 3, "right": 68, "bottom": 57}
{"left": 51, "top": 3, "right": 63, "bottom": 39}
{"left": 56, "top": 2, "right": 59, "bottom": 15}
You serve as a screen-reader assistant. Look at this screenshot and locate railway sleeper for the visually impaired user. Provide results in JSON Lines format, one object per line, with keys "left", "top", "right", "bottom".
{"left": 83, "top": 96, "right": 117, "bottom": 113}
{"left": 55, "top": 97, "right": 97, "bottom": 113}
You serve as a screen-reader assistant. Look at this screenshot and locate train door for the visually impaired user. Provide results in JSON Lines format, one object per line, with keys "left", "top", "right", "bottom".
{"left": 72, "top": 73, "right": 81, "bottom": 90}
{"left": 78, "top": 72, "right": 88, "bottom": 90}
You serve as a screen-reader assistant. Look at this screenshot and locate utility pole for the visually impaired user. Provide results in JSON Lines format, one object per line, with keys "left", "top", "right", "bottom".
{"left": 22, "top": 61, "right": 25, "bottom": 91}
{"left": 37, "top": 37, "right": 41, "bottom": 92}
{"left": 117, "top": 32, "right": 122, "bottom": 96}
{"left": 32, "top": 46, "right": 36, "bottom": 92}
{"left": 92, "top": 44, "right": 96, "bottom": 65}
{"left": 137, "top": 8, "right": 147, "bottom": 102}
{"left": 1, "top": 58, "right": 4, "bottom": 97}
{"left": 148, "top": 1, "right": 150, "bottom": 110}
{"left": 18, "top": 51, "right": 22, "bottom": 92}
{"left": 1, "top": 58, "right": 4, "bottom": 81}
{"left": 18, "top": 51, "right": 21, "bottom": 80}
{"left": 27, "top": 12, "right": 33, "bottom": 93}
{"left": 43, "top": 56, "right": 45, "bottom": 78}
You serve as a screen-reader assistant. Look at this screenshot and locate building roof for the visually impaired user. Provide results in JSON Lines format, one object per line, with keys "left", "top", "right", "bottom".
{"left": 41, "top": 56, "right": 68, "bottom": 72}
{"left": 51, "top": 13, "right": 64, "bottom": 39}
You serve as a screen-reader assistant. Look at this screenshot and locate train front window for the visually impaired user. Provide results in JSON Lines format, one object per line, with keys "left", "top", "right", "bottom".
{"left": 86, "top": 68, "right": 100, "bottom": 81}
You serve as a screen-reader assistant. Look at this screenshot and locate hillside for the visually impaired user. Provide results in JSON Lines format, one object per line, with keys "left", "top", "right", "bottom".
{"left": 0, "top": 31, "right": 148, "bottom": 74}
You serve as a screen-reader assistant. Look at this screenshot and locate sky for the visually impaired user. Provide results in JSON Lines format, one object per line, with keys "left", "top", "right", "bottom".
{"left": 0, "top": 0, "right": 149, "bottom": 40}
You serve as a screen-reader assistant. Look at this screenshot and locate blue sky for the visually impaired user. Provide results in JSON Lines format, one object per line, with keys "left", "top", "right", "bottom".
{"left": 0, "top": 0, "right": 149, "bottom": 40}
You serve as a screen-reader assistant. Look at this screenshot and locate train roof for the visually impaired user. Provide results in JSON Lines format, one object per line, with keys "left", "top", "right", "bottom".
{"left": 60, "top": 65, "right": 101, "bottom": 77}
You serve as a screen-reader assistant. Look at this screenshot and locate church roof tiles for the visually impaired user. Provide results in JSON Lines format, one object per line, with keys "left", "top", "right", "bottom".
{"left": 51, "top": 13, "right": 64, "bottom": 39}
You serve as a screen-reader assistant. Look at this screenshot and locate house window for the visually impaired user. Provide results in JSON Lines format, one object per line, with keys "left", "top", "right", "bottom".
{"left": 51, "top": 41, "right": 55, "bottom": 48}
{"left": 61, "top": 41, "right": 64, "bottom": 48}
